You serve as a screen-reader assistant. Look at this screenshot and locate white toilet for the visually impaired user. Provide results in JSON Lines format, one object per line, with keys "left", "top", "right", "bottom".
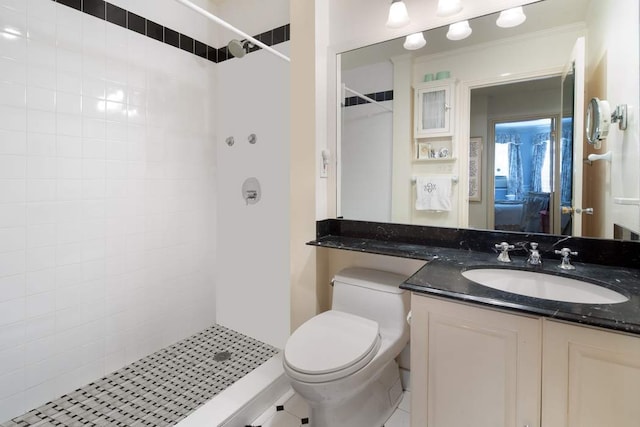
{"left": 283, "top": 267, "right": 410, "bottom": 427}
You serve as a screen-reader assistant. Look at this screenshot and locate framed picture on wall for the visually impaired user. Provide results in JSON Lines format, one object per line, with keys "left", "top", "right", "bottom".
{"left": 417, "top": 142, "right": 431, "bottom": 160}
{"left": 469, "top": 137, "right": 482, "bottom": 202}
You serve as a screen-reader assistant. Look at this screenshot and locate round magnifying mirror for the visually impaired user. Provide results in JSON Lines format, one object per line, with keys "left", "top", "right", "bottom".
{"left": 585, "top": 97, "right": 611, "bottom": 144}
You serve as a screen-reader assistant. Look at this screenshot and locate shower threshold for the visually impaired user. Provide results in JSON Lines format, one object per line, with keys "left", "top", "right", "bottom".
{"left": 2, "top": 325, "right": 284, "bottom": 427}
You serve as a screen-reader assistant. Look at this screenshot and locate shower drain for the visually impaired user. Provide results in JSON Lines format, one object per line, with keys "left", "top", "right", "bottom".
{"left": 213, "top": 351, "right": 232, "bottom": 362}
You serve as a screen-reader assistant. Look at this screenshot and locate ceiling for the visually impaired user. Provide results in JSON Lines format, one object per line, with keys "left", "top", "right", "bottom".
{"left": 341, "top": 0, "right": 590, "bottom": 70}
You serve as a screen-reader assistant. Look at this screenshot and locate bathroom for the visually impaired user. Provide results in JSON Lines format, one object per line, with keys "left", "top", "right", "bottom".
{"left": 1, "top": 0, "right": 639, "bottom": 426}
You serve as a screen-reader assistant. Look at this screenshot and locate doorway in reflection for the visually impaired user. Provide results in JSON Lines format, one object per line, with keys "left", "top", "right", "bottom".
{"left": 491, "top": 117, "right": 573, "bottom": 234}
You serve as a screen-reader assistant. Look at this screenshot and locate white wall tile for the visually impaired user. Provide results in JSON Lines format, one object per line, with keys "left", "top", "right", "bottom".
{"left": 26, "top": 65, "right": 55, "bottom": 91}
{"left": 0, "top": 81, "right": 26, "bottom": 107}
{"left": 56, "top": 71, "right": 82, "bottom": 96}
{"left": 26, "top": 202, "right": 56, "bottom": 225}
{"left": 27, "top": 156, "right": 56, "bottom": 179}
{"left": 24, "top": 334, "right": 55, "bottom": 365}
{"left": 0, "top": 226, "right": 25, "bottom": 252}
{"left": 56, "top": 92, "right": 81, "bottom": 116}
{"left": 26, "top": 223, "right": 55, "bottom": 248}
{"left": 0, "top": 368, "right": 24, "bottom": 399}
{"left": 27, "top": 109, "right": 55, "bottom": 134}
{"left": 0, "top": 250, "right": 25, "bottom": 278}
{"left": 26, "top": 39, "right": 55, "bottom": 69}
{"left": 0, "top": 58, "right": 26, "bottom": 85}
{"left": 25, "top": 268, "right": 55, "bottom": 295}
{"left": 0, "top": 129, "right": 27, "bottom": 155}
{"left": 56, "top": 113, "right": 82, "bottom": 137}
{"left": 0, "top": 154, "right": 26, "bottom": 179}
{"left": 0, "top": 105, "right": 26, "bottom": 132}
{"left": 56, "top": 158, "right": 82, "bottom": 179}
{"left": 27, "top": 132, "right": 56, "bottom": 157}
{"left": 0, "top": 345, "right": 24, "bottom": 377}
{"left": 26, "top": 86, "right": 55, "bottom": 112}
{"left": 27, "top": 0, "right": 57, "bottom": 22}
{"left": 25, "top": 290, "right": 54, "bottom": 318}
{"left": 0, "top": 0, "right": 222, "bottom": 418}
{"left": 26, "top": 179, "right": 55, "bottom": 201}
{"left": 0, "top": 297, "right": 24, "bottom": 326}
{"left": 23, "top": 312, "right": 54, "bottom": 341}
{"left": 25, "top": 245, "right": 55, "bottom": 272}
{"left": 56, "top": 179, "right": 82, "bottom": 200}
{"left": 0, "top": 274, "right": 24, "bottom": 302}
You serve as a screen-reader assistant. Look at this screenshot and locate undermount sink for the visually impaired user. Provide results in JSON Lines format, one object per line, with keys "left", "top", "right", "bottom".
{"left": 462, "top": 268, "right": 629, "bottom": 304}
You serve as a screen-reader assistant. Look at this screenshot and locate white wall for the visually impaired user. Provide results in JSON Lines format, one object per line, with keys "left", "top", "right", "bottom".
{"left": 585, "top": 0, "right": 640, "bottom": 237}
{"left": 0, "top": 0, "right": 217, "bottom": 420}
{"left": 216, "top": 44, "right": 290, "bottom": 349}
{"left": 341, "top": 62, "right": 393, "bottom": 222}
{"left": 215, "top": 0, "right": 290, "bottom": 349}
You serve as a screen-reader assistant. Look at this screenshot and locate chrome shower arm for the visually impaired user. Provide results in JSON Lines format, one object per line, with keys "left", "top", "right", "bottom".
{"left": 171, "top": 0, "right": 291, "bottom": 63}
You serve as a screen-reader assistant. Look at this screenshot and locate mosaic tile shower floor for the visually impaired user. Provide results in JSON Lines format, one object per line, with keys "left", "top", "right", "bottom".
{"left": 1, "top": 325, "right": 278, "bottom": 427}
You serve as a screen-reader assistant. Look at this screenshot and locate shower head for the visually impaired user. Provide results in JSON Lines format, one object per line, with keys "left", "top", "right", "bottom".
{"left": 228, "top": 39, "right": 253, "bottom": 58}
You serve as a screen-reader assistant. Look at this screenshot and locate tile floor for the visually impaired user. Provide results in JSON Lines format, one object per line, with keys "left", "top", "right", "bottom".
{"left": 248, "top": 388, "right": 411, "bottom": 427}
{"left": 1, "top": 325, "right": 278, "bottom": 427}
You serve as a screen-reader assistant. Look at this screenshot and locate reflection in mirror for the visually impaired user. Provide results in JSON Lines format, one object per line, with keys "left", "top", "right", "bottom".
{"left": 338, "top": 0, "right": 639, "bottom": 240}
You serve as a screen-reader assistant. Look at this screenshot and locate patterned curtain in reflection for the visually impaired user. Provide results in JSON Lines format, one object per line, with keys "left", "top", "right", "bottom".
{"left": 531, "top": 133, "right": 549, "bottom": 192}
{"left": 560, "top": 126, "right": 573, "bottom": 205}
{"left": 496, "top": 133, "right": 523, "bottom": 199}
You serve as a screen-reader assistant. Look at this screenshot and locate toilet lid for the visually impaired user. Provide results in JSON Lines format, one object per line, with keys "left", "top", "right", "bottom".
{"left": 284, "top": 310, "right": 380, "bottom": 376}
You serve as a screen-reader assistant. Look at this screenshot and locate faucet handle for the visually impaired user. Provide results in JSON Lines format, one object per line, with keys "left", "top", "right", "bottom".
{"left": 527, "top": 242, "right": 542, "bottom": 265}
{"left": 554, "top": 248, "right": 578, "bottom": 270}
{"left": 495, "top": 242, "right": 515, "bottom": 263}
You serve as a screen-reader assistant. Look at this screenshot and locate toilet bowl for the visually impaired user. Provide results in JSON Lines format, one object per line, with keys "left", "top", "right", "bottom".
{"left": 283, "top": 268, "right": 410, "bottom": 427}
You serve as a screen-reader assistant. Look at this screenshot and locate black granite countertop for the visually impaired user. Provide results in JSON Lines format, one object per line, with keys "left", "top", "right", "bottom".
{"left": 402, "top": 248, "right": 640, "bottom": 335}
{"left": 310, "top": 219, "right": 640, "bottom": 336}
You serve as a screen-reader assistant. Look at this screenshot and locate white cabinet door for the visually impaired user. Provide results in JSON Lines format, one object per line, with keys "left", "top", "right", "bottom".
{"left": 542, "top": 319, "right": 640, "bottom": 427}
{"left": 414, "top": 81, "right": 454, "bottom": 137}
{"left": 410, "top": 294, "right": 541, "bottom": 427}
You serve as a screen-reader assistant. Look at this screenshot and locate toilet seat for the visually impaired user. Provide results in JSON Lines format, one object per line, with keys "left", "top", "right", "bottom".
{"left": 284, "top": 310, "right": 381, "bottom": 383}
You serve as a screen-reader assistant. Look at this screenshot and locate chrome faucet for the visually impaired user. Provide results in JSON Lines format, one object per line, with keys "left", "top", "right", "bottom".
{"left": 554, "top": 247, "right": 578, "bottom": 270}
{"left": 527, "top": 242, "right": 542, "bottom": 265}
{"left": 494, "top": 242, "right": 514, "bottom": 263}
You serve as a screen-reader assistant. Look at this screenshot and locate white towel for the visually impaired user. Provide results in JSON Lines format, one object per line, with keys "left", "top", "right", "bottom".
{"left": 415, "top": 176, "right": 452, "bottom": 211}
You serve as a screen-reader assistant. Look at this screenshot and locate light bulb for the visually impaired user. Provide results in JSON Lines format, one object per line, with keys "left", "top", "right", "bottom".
{"left": 436, "top": 0, "right": 463, "bottom": 17}
{"left": 386, "top": 0, "right": 410, "bottom": 29}
{"left": 403, "top": 32, "right": 426, "bottom": 50}
{"left": 446, "top": 20, "right": 472, "bottom": 40}
{"left": 496, "top": 7, "right": 526, "bottom": 28}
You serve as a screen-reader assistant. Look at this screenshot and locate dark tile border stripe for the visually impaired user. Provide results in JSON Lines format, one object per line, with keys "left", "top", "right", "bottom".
{"left": 344, "top": 90, "right": 394, "bottom": 107}
{"left": 52, "top": 0, "right": 290, "bottom": 63}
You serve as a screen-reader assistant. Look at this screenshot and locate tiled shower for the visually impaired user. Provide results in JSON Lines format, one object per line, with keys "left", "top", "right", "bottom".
{"left": 0, "top": 0, "right": 291, "bottom": 422}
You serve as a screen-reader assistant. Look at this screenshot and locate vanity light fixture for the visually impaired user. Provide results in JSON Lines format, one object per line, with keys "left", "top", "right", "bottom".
{"left": 436, "top": 0, "right": 463, "bottom": 17}
{"left": 496, "top": 6, "right": 526, "bottom": 28}
{"left": 403, "top": 31, "right": 427, "bottom": 50}
{"left": 446, "top": 20, "right": 472, "bottom": 40}
{"left": 386, "top": 0, "right": 410, "bottom": 29}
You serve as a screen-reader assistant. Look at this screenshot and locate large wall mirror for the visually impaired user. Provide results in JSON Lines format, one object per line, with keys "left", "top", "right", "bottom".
{"left": 337, "top": 0, "right": 639, "bottom": 240}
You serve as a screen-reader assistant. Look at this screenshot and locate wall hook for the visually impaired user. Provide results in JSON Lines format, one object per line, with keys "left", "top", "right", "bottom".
{"left": 587, "top": 151, "right": 612, "bottom": 163}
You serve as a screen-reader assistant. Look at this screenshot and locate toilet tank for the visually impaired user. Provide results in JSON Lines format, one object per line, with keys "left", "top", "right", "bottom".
{"left": 331, "top": 267, "right": 410, "bottom": 332}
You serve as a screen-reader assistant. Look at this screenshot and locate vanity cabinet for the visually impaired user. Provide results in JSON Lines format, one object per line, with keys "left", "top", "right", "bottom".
{"left": 410, "top": 294, "right": 541, "bottom": 427}
{"left": 411, "top": 293, "right": 640, "bottom": 427}
{"left": 542, "top": 319, "right": 640, "bottom": 427}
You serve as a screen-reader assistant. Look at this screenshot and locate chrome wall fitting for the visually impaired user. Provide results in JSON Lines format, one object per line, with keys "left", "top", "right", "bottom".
{"left": 242, "top": 177, "right": 261, "bottom": 205}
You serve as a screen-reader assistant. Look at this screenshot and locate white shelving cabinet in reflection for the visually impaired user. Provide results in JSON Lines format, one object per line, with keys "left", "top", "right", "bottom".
{"left": 414, "top": 79, "right": 456, "bottom": 137}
